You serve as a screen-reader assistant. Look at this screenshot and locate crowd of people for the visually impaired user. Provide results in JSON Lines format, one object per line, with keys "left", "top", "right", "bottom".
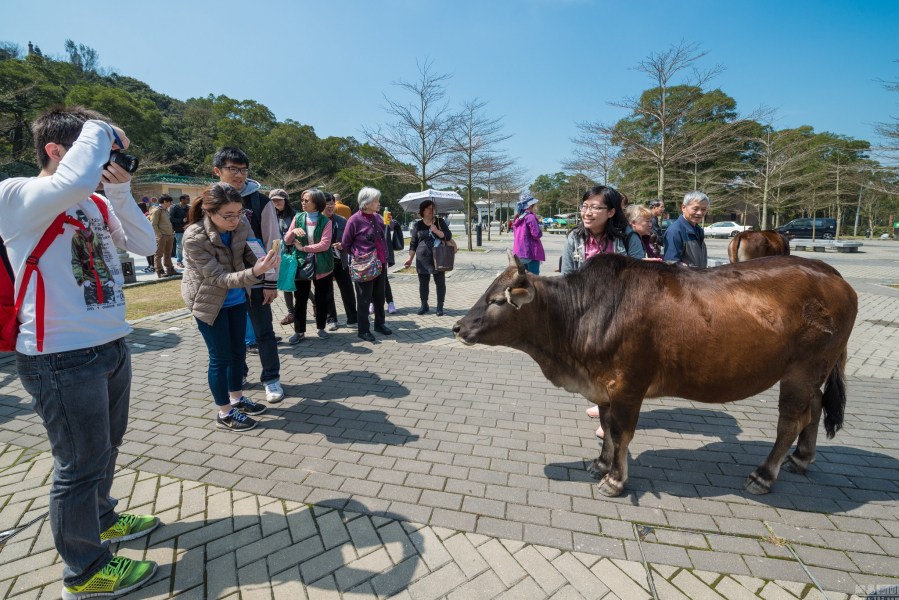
{"left": 0, "top": 104, "right": 719, "bottom": 600}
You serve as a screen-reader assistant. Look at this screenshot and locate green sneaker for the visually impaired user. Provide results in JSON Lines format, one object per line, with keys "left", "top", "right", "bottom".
{"left": 62, "top": 556, "right": 157, "bottom": 600}
{"left": 99, "top": 513, "right": 160, "bottom": 544}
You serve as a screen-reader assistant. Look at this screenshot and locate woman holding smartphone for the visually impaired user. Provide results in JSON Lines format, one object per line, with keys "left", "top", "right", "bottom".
{"left": 181, "top": 183, "right": 280, "bottom": 433}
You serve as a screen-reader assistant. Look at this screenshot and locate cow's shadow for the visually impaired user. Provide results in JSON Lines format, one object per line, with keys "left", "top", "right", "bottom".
{"left": 131, "top": 498, "right": 425, "bottom": 599}
{"left": 546, "top": 407, "right": 899, "bottom": 512}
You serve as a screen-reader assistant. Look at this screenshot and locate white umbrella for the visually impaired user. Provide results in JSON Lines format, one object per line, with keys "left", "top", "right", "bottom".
{"left": 398, "top": 189, "right": 464, "bottom": 214}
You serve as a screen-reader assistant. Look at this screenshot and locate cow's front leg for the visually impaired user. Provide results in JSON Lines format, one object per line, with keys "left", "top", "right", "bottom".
{"left": 588, "top": 406, "right": 612, "bottom": 479}
{"left": 597, "top": 401, "right": 641, "bottom": 497}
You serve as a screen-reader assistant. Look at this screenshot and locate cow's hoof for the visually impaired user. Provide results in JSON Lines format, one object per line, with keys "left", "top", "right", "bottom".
{"left": 597, "top": 475, "right": 624, "bottom": 497}
{"left": 781, "top": 455, "right": 808, "bottom": 475}
{"left": 744, "top": 474, "right": 771, "bottom": 495}
{"left": 587, "top": 458, "right": 609, "bottom": 480}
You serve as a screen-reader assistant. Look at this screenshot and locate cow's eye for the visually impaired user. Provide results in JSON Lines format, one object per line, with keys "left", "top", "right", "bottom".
{"left": 488, "top": 298, "right": 506, "bottom": 306}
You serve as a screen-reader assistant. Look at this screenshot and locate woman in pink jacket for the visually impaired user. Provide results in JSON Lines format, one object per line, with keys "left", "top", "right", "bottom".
{"left": 512, "top": 196, "right": 545, "bottom": 274}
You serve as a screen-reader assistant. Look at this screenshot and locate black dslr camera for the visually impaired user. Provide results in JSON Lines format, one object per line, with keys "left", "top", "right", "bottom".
{"left": 105, "top": 151, "right": 139, "bottom": 173}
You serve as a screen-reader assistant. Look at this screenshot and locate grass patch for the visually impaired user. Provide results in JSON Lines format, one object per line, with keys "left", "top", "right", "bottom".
{"left": 124, "top": 279, "right": 184, "bottom": 320}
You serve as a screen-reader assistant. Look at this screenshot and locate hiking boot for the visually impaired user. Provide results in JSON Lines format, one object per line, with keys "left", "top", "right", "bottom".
{"left": 216, "top": 409, "right": 257, "bottom": 432}
{"left": 61, "top": 556, "right": 157, "bottom": 600}
{"left": 264, "top": 381, "right": 284, "bottom": 403}
{"left": 233, "top": 396, "right": 267, "bottom": 416}
{"left": 100, "top": 514, "right": 160, "bottom": 545}
{"left": 435, "top": 305, "right": 444, "bottom": 316}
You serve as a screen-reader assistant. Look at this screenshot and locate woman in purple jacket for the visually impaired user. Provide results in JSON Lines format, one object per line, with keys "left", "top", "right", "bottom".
{"left": 341, "top": 187, "right": 391, "bottom": 342}
{"left": 512, "top": 196, "right": 545, "bottom": 274}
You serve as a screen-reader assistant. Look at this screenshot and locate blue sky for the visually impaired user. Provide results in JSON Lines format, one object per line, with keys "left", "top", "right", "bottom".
{"left": 4, "top": 0, "right": 898, "bottom": 185}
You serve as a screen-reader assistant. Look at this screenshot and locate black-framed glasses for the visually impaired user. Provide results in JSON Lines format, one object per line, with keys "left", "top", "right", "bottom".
{"left": 581, "top": 203, "right": 609, "bottom": 213}
{"left": 220, "top": 166, "right": 249, "bottom": 175}
{"left": 215, "top": 209, "right": 247, "bottom": 222}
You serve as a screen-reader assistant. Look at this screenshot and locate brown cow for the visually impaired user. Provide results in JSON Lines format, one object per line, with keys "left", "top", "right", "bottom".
{"left": 453, "top": 252, "right": 857, "bottom": 497}
{"left": 728, "top": 230, "right": 791, "bottom": 263}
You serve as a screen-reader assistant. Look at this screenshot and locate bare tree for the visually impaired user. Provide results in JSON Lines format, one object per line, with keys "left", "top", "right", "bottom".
{"left": 479, "top": 152, "right": 515, "bottom": 240}
{"left": 875, "top": 64, "right": 899, "bottom": 159}
{"left": 363, "top": 60, "right": 458, "bottom": 190}
{"left": 563, "top": 121, "right": 618, "bottom": 185}
{"left": 449, "top": 99, "right": 511, "bottom": 249}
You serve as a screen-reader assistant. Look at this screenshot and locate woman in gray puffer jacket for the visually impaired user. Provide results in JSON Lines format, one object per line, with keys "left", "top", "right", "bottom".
{"left": 181, "top": 183, "right": 279, "bottom": 433}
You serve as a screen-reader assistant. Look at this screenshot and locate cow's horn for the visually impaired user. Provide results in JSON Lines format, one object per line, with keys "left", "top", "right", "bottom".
{"left": 506, "top": 250, "right": 525, "bottom": 275}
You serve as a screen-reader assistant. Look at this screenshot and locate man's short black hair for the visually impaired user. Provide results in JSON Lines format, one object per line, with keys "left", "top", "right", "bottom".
{"left": 213, "top": 147, "right": 250, "bottom": 168}
{"left": 179, "top": 194, "right": 190, "bottom": 202}
{"left": 32, "top": 105, "right": 110, "bottom": 170}
{"left": 159, "top": 194, "right": 173, "bottom": 203}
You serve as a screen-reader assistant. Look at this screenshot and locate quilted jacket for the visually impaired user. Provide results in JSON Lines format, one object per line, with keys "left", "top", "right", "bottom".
{"left": 181, "top": 216, "right": 262, "bottom": 325}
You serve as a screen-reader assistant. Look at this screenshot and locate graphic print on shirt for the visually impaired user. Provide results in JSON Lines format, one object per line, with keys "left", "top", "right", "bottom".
{"left": 70, "top": 209, "right": 116, "bottom": 308}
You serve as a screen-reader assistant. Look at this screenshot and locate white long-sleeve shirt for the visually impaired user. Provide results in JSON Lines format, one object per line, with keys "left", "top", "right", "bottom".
{"left": 0, "top": 120, "right": 157, "bottom": 355}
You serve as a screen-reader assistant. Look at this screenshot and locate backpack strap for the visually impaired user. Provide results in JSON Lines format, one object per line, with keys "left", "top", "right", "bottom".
{"left": 16, "top": 197, "right": 110, "bottom": 352}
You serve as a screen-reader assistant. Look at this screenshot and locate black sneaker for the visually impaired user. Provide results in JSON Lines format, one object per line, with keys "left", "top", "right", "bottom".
{"left": 216, "top": 409, "right": 257, "bottom": 432}
{"left": 232, "top": 396, "right": 267, "bottom": 416}
{"left": 246, "top": 343, "right": 259, "bottom": 354}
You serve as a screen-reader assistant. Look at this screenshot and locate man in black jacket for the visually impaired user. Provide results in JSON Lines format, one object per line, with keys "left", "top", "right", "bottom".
{"left": 323, "top": 194, "right": 357, "bottom": 328}
{"left": 169, "top": 193, "right": 190, "bottom": 267}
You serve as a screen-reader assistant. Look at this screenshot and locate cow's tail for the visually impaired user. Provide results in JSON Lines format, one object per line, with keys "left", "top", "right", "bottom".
{"left": 822, "top": 348, "right": 847, "bottom": 439}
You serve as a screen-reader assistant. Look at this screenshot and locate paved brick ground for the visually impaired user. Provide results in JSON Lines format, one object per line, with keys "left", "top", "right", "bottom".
{"left": 1, "top": 235, "right": 897, "bottom": 599}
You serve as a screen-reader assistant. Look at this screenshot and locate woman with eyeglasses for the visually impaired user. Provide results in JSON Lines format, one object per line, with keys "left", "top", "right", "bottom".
{"left": 561, "top": 185, "right": 644, "bottom": 276}
{"left": 560, "top": 185, "right": 644, "bottom": 438}
{"left": 181, "top": 183, "right": 280, "bottom": 433}
{"left": 283, "top": 188, "right": 335, "bottom": 344}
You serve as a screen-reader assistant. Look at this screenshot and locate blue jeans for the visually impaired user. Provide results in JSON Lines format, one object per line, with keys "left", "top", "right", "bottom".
{"left": 520, "top": 258, "right": 541, "bottom": 275}
{"left": 196, "top": 303, "right": 248, "bottom": 406}
{"left": 16, "top": 338, "right": 131, "bottom": 587}
{"left": 174, "top": 231, "right": 184, "bottom": 263}
{"left": 245, "top": 287, "right": 280, "bottom": 384}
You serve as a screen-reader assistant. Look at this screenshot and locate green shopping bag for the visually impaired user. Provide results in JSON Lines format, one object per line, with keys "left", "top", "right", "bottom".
{"left": 276, "top": 248, "right": 298, "bottom": 291}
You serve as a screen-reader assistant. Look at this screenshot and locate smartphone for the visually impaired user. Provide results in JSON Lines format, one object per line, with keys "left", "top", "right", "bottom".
{"left": 270, "top": 239, "right": 281, "bottom": 253}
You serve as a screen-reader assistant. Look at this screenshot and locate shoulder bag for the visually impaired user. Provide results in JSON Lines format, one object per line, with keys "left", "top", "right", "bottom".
{"left": 351, "top": 251, "right": 382, "bottom": 282}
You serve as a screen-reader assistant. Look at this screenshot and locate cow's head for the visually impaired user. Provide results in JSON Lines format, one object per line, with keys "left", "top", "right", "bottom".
{"left": 452, "top": 250, "right": 536, "bottom": 346}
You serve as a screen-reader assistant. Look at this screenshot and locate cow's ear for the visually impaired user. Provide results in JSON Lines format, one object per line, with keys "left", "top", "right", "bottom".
{"left": 504, "top": 285, "right": 534, "bottom": 310}
{"left": 507, "top": 249, "right": 526, "bottom": 275}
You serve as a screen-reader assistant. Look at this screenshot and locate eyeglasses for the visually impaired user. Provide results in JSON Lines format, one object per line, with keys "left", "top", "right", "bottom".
{"left": 581, "top": 203, "right": 609, "bottom": 213}
{"left": 220, "top": 166, "right": 249, "bottom": 175}
{"left": 216, "top": 209, "right": 247, "bottom": 222}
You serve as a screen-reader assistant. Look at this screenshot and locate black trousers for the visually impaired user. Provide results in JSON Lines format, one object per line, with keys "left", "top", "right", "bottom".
{"left": 354, "top": 271, "right": 386, "bottom": 335}
{"left": 327, "top": 264, "right": 358, "bottom": 324}
{"left": 418, "top": 272, "right": 446, "bottom": 307}
{"left": 384, "top": 277, "right": 394, "bottom": 304}
{"left": 293, "top": 274, "right": 333, "bottom": 333}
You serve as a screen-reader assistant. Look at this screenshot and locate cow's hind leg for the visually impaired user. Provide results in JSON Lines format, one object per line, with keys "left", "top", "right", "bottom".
{"left": 596, "top": 401, "right": 641, "bottom": 497}
{"left": 783, "top": 388, "right": 823, "bottom": 475}
{"left": 745, "top": 381, "right": 814, "bottom": 494}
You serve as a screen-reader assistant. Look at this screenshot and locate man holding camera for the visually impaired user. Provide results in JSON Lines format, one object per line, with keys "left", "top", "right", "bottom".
{"left": 0, "top": 107, "right": 160, "bottom": 599}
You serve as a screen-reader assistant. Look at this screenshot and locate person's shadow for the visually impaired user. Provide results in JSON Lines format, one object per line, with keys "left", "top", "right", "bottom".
{"left": 127, "top": 326, "right": 182, "bottom": 354}
{"left": 544, "top": 407, "right": 899, "bottom": 512}
{"left": 128, "top": 498, "right": 426, "bottom": 599}
{"left": 273, "top": 371, "right": 418, "bottom": 445}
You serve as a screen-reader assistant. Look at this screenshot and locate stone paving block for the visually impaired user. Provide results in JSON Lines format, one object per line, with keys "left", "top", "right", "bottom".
{"left": 409, "top": 525, "right": 453, "bottom": 571}
{"left": 407, "top": 562, "right": 467, "bottom": 600}
{"left": 205, "top": 552, "right": 240, "bottom": 599}
{"left": 446, "top": 570, "right": 506, "bottom": 600}
{"left": 551, "top": 552, "right": 610, "bottom": 599}
{"left": 442, "top": 532, "right": 488, "bottom": 578}
{"left": 494, "top": 576, "right": 545, "bottom": 600}
{"left": 514, "top": 545, "right": 566, "bottom": 595}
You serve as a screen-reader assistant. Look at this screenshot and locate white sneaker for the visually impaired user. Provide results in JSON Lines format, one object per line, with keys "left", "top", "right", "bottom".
{"left": 369, "top": 303, "right": 374, "bottom": 314}
{"left": 387, "top": 302, "right": 396, "bottom": 314}
{"left": 326, "top": 320, "right": 339, "bottom": 331}
{"left": 264, "top": 381, "right": 284, "bottom": 403}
